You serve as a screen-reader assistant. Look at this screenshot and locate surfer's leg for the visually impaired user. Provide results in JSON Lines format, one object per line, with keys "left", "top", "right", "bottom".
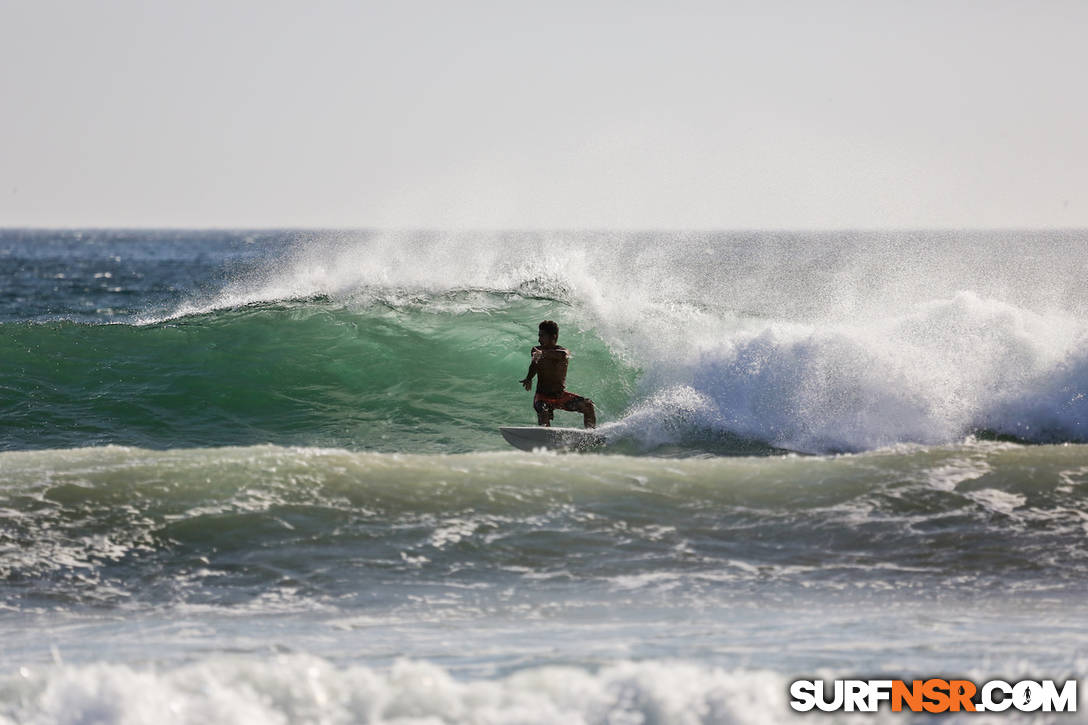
{"left": 565, "top": 394, "right": 596, "bottom": 429}
{"left": 581, "top": 399, "right": 596, "bottom": 429}
{"left": 533, "top": 398, "right": 553, "bottom": 427}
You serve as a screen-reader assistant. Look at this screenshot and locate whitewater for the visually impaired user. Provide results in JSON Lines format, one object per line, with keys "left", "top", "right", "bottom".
{"left": 2, "top": 229, "right": 1087, "bottom": 723}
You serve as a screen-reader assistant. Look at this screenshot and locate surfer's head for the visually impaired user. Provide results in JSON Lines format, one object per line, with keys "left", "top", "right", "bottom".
{"left": 538, "top": 320, "right": 559, "bottom": 346}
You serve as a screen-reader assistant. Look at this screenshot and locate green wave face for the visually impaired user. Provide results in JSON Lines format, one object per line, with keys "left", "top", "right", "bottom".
{"left": 1, "top": 295, "right": 638, "bottom": 452}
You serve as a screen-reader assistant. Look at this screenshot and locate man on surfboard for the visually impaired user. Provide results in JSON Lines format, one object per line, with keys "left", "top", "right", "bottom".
{"left": 520, "top": 320, "right": 597, "bottom": 429}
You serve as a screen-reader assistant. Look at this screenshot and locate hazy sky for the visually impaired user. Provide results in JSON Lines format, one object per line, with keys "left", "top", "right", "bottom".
{"left": 1, "top": 0, "right": 1085, "bottom": 229}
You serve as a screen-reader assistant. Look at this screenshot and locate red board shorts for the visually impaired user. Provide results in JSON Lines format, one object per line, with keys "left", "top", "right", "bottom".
{"left": 533, "top": 391, "right": 588, "bottom": 416}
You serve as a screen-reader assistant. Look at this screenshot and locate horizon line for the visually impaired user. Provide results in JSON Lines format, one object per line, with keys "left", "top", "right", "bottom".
{"left": 3, "top": 225, "right": 1088, "bottom": 234}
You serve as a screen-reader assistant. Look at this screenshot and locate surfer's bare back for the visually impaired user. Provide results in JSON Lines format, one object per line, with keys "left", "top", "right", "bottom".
{"left": 520, "top": 320, "right": 597, "bottom": 429}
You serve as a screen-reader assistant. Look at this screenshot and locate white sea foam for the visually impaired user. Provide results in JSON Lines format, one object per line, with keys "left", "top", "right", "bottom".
{"left": 964, "top": 488, "right": 1027, "bottom": 516}
{"left": 4, "top": 654, "right": 1078, "bottom": 725}
{"left": 1, "top": 656, "right": 789, "bottom": 725}
{"left": 603, "top": 291, "right": 1088, "bottom": 452}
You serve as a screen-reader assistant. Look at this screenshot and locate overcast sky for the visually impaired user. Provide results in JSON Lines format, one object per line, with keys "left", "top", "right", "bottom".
{"left": 1, "top": 0, "right": 1085, "bottom": 229}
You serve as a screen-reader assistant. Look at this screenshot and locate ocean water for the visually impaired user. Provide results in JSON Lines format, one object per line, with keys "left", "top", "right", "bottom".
{"left": 2, "top": 228, "right": 1087, "bottom": 723}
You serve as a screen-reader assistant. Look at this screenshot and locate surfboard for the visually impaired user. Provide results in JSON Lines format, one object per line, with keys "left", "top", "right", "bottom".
{"left": 499, "top": 426, "right": 606, "bottom": 452}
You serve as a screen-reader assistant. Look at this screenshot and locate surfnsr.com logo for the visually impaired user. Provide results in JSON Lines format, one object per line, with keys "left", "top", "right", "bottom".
{"left": 789, "top": 679, "right": 1077, "bottom": 713}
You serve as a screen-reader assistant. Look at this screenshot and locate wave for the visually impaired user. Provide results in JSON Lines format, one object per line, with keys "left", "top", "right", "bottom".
{"left": 0, "top": 295, "right": 640, "bottom": 453}
{"left": 4, "top": 289, "right": 1088, "bottom": 454}
{"left": 628, "top": 290, "right": 1088, "bottom": 452}
{"left": 4, "top": 442, "right": 1088, "bottom": 609}
{"left": 5, "top": 230, "right": 1088, "bottom": 453}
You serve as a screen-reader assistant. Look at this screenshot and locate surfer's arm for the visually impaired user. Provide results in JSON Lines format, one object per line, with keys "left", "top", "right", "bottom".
{"left": 520, "top": 347, "right": 540, "bottom": 390}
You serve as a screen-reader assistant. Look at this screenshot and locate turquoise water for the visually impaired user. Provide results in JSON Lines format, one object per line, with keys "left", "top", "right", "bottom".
{"left": 1, "top": 297, "right": 636, "bottom": 453}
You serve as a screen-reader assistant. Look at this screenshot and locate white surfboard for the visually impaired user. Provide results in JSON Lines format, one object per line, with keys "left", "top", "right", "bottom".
{"left": 499, "top": 426, "right": 606, "bottom": 452}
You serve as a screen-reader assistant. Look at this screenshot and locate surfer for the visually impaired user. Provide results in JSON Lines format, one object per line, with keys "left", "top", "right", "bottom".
{"left": 520, "top": 320, "right": 597, "bottom": 429}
